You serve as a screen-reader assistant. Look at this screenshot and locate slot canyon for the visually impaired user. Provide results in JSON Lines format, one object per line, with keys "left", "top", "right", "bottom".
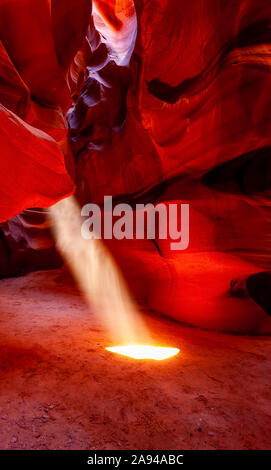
{"left": 0, "top": 0, "right": 270, "bottom": 451}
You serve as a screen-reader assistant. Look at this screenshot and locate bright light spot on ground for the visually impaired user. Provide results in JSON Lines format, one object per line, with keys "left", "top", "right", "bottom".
{"left": 106, "top": 345, "right": 180, "bottom": 360}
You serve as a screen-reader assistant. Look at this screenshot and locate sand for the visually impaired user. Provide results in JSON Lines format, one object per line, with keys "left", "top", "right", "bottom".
{"left": 0, "top": 269, "right": 270, "bottom": 450}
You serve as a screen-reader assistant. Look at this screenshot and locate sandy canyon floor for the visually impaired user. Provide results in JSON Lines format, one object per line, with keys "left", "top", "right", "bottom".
{"left": 0, "top": 269, "right": 270, "bottom": 450}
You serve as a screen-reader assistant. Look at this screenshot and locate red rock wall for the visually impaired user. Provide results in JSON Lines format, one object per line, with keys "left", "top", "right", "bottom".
{"left": 1, "top": 0, "right": 271, "bottom": 333}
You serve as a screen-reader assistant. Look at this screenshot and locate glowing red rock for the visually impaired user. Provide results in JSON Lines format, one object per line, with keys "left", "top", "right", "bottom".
{"left": 0, "top": 0, "right": 271, "bottom": 335}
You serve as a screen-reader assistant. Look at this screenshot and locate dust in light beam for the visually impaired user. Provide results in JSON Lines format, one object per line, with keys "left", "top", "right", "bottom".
{"left": 49, "top": 196, "right": 180, "bottom": 358}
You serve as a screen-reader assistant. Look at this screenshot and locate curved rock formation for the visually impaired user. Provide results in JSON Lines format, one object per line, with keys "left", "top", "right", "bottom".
{"left": 1, "top": 0, "right": 271, "bottom": 333}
